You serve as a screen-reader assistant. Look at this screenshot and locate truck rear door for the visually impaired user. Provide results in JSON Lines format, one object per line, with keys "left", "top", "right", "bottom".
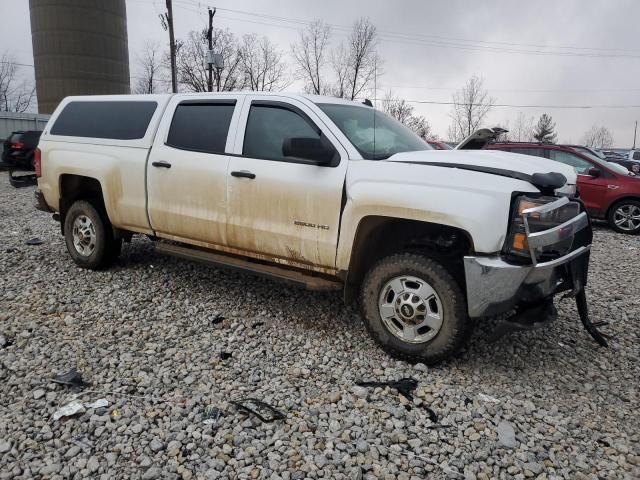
{"left": 147, "top": 94, "right": 244, "bottom": 246}
{"left": 225, "top": 95, "right": 348, "bottom": 269}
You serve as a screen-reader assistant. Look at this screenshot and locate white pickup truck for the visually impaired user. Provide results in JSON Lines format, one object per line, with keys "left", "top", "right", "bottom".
{"left": 34, "top": 92, "right": 601, "bottom": 363}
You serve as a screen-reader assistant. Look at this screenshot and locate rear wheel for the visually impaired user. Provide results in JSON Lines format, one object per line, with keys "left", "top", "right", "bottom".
{"left": 63, "top": 200, "right": 120, "bottom": 269}
{"left": 608, "top": 200, "right": 640, "bottom": 234}
{"left": 360, "top": 253, "right": 469, "bottom": 364}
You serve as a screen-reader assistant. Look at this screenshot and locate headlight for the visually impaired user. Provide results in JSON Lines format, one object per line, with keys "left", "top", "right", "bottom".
{"left": 506, "top": 195, "right": 581, "bottom": 260}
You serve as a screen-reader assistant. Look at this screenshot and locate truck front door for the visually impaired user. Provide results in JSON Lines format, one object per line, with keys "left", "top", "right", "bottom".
{"left": 225, "top": 96, "right": 348, "bottom": 269}
{"left": 147, "top": 95, "right": 243, "bottom": 246}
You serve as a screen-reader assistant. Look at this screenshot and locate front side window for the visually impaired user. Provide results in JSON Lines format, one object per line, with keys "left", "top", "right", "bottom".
{"left": 549, "top": 150, "right": 592, "bottom": 174}
{"left": 633, "top": 151, "right": 640, "bottom": 160}
{"left": 243, "top": 104, "right": 321, "bottom": 161}
{"left": 318, "top": 103, "right": 430, "bottom": 160}
{"left": 166, "top": 102, "right": 235, "bottom": 154}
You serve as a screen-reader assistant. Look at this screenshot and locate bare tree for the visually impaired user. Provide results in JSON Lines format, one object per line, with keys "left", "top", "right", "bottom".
{"left": 511, "top": 111, "right": 535, "bottom": 142}
{"left": 0, "top": 52, "right": 35, "bottom": 112}
{"left": 175, "top": 29, "right": 244, "bottom": 93}
{"left": 132, "top": 41, "right": 167, "bottom": 94}
{"left": 239, "top": 34, "right": 289, "bottom": 92}
{"left": 291, "top": 20, "right": 331, "bottom": 95}
{"left": 382, "top": 91, "right": 414, "bottom": 124}
{"left": 382, "top": 91, "right": 435, "bottom": 140}
{"left": 582, "top": 125, "right": 613, "bottom": 149}
{"left": 447, "top": 75, "right": 495, "bottom": 141}
{"left": 406, "top": 115, "right": 436, "bottom": 141}
{"left": 331, "top": 18, "right": 379, "bottom": 100}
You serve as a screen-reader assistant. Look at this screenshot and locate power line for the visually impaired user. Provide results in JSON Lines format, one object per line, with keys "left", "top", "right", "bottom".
{"left": 172, "top": 1, "right": 640, "bottom": 59}
{"left": 378, "top": 98, "right": 640, "bottom": 109}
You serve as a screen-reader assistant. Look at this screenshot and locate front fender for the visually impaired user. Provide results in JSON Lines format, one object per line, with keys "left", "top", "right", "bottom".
{"left": 336, "top": 161, "right": 537, "bottom": 271}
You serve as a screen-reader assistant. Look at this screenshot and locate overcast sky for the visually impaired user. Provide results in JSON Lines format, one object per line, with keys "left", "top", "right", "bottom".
{"left": 2, "top": 0, "right": 639, "bottom": 145}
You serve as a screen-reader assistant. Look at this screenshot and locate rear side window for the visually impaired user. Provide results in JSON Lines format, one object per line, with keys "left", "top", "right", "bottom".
{"left": 166, "top": 101, "right": 235, "bottom": 154}
{"left": 50, "top": 101, "right": 157, "bottom": 140}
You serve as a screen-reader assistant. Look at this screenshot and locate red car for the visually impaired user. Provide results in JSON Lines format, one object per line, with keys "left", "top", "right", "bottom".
{"left": 427, "top": 140, "right": 453, "bottom": 150}
{"left": 488, "top": 142, "right": 640, "bottom": 234}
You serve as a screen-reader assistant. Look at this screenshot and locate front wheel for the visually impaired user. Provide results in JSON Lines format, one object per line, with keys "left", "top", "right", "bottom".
{"left": 63, "top": 200, "right": 121, "bottom": 269}
{"left": 608, "top": 200, "right": 640, "bottom": 234}
{"left": 360, "top": 253, "right": 469, "bottom": 364}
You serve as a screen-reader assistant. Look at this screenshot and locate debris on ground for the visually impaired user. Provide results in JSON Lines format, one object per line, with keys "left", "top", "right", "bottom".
{"left": 211, "top": 315, "right": 225, "bottom": 324}
{"left": 231, "top": 398, "right": 285, "bottom": 423}
{"left": 477, "top": 393, "right": 501, "bottom": 404}
{"left": 52, "top": 368, "right": 87, "bottom": 389}
{"left": 84, "top": 398, "right": 109, "bottom": 409}
{"left": 53, "top": 401, "right": 86, "bottom": 421}
{"left": 252, "top": 321, "right": 265, "bottom": 328}
{"left": 219, "top": 352, "right": 232, "bottom": 360}
{"left": 355, "top": 378, "right": 418, "bottom": 401}
{"left": 203, "top": 405, "right": 224, "bottom": 426}
{"left": 110, "top": 409, "right": 121, "bottom": 420}
{"left": 25, "top": 237, "right": 44, "bottom": 246}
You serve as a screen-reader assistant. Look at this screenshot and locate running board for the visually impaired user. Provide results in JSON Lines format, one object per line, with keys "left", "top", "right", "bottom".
{"left": 155, "top": 242, "right": 342, "bottom": 292}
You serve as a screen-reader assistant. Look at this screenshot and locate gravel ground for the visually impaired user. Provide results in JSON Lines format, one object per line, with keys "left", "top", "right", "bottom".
{"left": 0, "top": 176, "right": 638, "bottom": 480}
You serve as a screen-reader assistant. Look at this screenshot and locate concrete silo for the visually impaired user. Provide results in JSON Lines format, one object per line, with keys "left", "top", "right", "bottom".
{"left": 29, "top": 0, "right": 130, "bottom": 114}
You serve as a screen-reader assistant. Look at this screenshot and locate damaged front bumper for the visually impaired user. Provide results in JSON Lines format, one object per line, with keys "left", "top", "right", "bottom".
{"left": 463, "top": 245, "right": 589, "bottom": 318}
{"left": 462, "top": 196, "right": 606, "bottom": 345}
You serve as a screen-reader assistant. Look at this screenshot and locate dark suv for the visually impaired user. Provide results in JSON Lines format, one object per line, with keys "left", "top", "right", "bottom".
{"left": 2, "top": 130, "right": 42, "bottom": 170}
{"left": 488, "top": 142, "right": 640, "bottom": 234}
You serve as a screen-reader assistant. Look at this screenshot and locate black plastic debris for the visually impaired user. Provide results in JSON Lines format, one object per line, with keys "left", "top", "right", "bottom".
{"left": 211, "top": 315, "right": 225, "bottom": 324}
{"left": 52, "top": 368, "right": 87, "bottom": 389}
{"left": 25, "top": 238, "right": 44, "bottom": 246}
{"left": 423, "top": 406, "right": 438, "bottom": 423}
{"left": 219, "top": 352, "right": 232, "bottom": 361}
{"left": 231, "top": 398, "right": 285, "bottom": 423}
{"left": 355, "top": 378, "right": 418, "bottom": 401}
{"left": 252, "top": 321, "right": 265, "bottom": 328}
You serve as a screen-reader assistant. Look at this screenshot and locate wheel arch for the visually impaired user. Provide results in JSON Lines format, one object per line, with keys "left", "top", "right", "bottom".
{"left": 58, "top": 174, "right": 118, "bottom": 236}
{"left": 342, "top": 215, "right": 474, "bottom": 304}
{"left": 605, "top": 195, "right": 640, "bottom": 219}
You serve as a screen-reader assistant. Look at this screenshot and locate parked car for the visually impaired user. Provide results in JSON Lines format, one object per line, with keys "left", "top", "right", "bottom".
{"left": 427, "top": 140, "right": 453, "bottom": 150}
{"left": 35, "top": 93, "right": 595, "bottom": 363}
{"left": 2, "top": 130, "right": 42, "bottom": 169}
{"left": 606, "top": 158, "right": 640, "bottom": 174}
{"left": 488, "top": 142, "right": 640, "bottom": 234}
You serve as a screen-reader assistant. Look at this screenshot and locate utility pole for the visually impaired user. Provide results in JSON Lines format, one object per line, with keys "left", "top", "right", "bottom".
{"left": 161, "top": 0, "right": 178, "bottom": 93}
{"left": 206, "top": 8, "right": 216, "bottom": 92}
{"left": 633, "top": 120, "right": 637, "bottom": 149}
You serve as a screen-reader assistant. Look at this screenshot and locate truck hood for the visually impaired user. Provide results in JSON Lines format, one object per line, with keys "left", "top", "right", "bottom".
{"left": 385, "top": 149, "right": 577, "bottom": 193}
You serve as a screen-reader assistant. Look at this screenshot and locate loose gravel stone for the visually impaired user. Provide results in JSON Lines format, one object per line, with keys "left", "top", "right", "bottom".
{"left": 0, "top": 178, "right": 638, "bottom": 479}
{"left": 497, "top": 420, "right": 517, "bottom": 448}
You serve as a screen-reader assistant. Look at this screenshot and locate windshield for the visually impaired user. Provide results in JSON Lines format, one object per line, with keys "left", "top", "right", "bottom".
{"left": 569, "top": 146, "right": 628, "bottom": 173}
{"left": 318, "top": 103, "right": 431, "bottom": 160}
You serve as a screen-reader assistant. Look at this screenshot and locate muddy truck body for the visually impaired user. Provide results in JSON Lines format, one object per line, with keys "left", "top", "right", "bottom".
{"left": 34, "top": 93, "right": 603, "bottom": 363}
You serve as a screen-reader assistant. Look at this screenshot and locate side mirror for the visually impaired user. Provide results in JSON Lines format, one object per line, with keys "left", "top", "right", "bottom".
{"left": 282, "top": 137, "right": 335, "bottom": 165}
{"left": 587, "top": 167, "right": 601, "bottom": 177}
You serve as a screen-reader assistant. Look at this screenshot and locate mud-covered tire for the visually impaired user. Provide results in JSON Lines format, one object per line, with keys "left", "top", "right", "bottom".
{"left": 360, "top": 253, "right": 469, "bottom": 364}
{"left": 607, "top": 200, "right": 640, "bottom": 234}
{"left": 63, "top": 200, "right": 120, "bottom": 270}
